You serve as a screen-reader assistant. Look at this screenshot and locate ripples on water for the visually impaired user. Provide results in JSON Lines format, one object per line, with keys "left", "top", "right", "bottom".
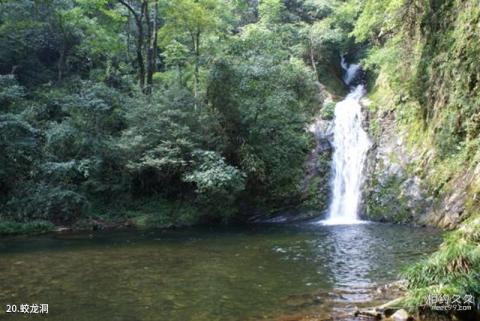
{"left": 0, "top": 223, "right": 442, "bottom": 321}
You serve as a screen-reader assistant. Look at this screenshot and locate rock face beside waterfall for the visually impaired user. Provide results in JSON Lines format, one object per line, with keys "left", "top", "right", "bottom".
{"left": 301, "top": 116, "right": 334, "bottom": 215}
{"left": 361, "top": 99, "right": 471, "bottom": 229}
{"left": 362, "top": 104, "right": 430, "bottom": 224}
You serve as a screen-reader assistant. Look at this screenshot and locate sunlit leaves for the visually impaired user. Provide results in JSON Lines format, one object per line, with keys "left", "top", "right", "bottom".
{"left": 159, "top": 0, "right": 227, "bottom": 45}
{"left": 352, "top": 0, "right": 406, "bottom": 42}
{"left": 184, "top": 150, "right": 245, "bottom": 195}
{"left": 258, "top": 0, "right": 285, "bottom": 24}
{"left": 63, "top": 0, "right": 126, "bottom": 59}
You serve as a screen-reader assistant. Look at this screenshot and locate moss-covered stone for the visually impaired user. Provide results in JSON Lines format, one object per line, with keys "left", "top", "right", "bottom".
{"left": 365, "top": 175, "right": 412, "bottom": 223}
{"left": 303, "top": 151, "right": 332, "bottom": 210}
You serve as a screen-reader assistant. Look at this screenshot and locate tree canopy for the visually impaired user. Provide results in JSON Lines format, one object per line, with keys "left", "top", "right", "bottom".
{"left": 0, "top": 0, "right": 352, "bottom": 228}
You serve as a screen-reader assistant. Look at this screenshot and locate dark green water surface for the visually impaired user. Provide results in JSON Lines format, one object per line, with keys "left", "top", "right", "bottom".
{"left": 0, "top": 223, "right": 442, "bottom": 321}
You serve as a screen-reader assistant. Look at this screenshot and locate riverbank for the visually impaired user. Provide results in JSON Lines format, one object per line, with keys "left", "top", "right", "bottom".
{"left": 0, "top": 218, "right": 137, "bottom": 236}
{"left": 0, "top": 198, "right": 199, "bottom": 236}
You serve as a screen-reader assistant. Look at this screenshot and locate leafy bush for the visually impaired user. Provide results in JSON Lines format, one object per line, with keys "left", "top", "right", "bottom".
{"left": 0, "top": 75, "right": 25, "bottom": 108}
{"left": 0, "top": 114, "right": 39, "bottom": 197}
{"left": 6, "top": 185, "right": 88, "bottom": 224}
{"left": 184, "top": 151, "right": 246, "bottom": 220}
{"left": 120, "top": 88, "right": 197, "bottom": 195}
{"left": 321, "top": 101, "right": 336, "bottom": 120}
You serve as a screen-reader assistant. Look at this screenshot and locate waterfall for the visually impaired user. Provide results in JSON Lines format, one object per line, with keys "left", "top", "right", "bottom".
{"left": 341, "top": 56, "right": 360, "bottom": 86}
{"left": 320, "top": 57, "right": 371, "bottom": 225}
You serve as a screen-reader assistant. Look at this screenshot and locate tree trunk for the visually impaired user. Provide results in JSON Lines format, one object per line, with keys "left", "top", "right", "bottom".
{"left": 193, "top": 31, "right": 201, "bottom": 110}
{"left": 136, "top": 18, "right": 146, "bottom": 91}
{"left": 56, "top": 13, "right": 68, "bottom": 82}
{"left": 309, "top": 38, "right": 319, "bottom": 83}
{"left": 144, "top": 1, "right": 159, "bottom": 95}
{"left": 152, "top": 1, "right": 159, "bottom": 71}
{"left": 126, "top": 11, "right": 132, "bottom": 61}
{"left": 118, "top": 0, "right": 147, "bottom": 92}
{"left": 57, "top": 47, "right": 65, "bottom": 82}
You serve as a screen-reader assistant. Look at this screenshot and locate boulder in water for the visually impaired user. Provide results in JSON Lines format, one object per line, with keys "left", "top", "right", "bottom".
{"left": 390, "top": 309, "right": 410, "bottom": 321}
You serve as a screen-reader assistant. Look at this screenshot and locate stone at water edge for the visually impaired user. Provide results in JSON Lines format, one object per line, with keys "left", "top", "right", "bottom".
{"left": 390, "top": 309, "right": 410, "bottom": 321}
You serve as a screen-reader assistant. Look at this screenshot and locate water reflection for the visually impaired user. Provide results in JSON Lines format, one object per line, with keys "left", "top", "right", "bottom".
{"left": 0, "top": 224, "right": 442, "bottom": 321}
{"left": 322, "top": 225, "right": 377, "bottom": 306}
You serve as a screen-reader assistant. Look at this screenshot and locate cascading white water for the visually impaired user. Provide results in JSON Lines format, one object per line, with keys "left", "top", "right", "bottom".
{"left": 321, "top": 58, "right": 371, "bottom": 225}
{"left": 340, "top": 56, "right": 360, "bottom": 86}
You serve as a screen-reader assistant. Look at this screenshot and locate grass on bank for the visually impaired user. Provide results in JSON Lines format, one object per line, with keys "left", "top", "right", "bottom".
{"left": 0, "top": 198, "right": 201, "bottom": 236}
{"left": 0, "top": 220, "right": 55, "bottom": 236}
{"left": 401, "top": 215, "right": 480, "bottom": 314}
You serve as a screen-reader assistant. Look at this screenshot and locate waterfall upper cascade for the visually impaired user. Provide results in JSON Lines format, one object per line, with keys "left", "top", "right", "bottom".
{"left": 320, "top": 58, "right": 371, "bottom": 225}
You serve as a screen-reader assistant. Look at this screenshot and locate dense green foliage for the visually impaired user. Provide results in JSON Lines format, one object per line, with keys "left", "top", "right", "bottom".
{"left": 0, "top": 0, "right": 356, "bottom": 231}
